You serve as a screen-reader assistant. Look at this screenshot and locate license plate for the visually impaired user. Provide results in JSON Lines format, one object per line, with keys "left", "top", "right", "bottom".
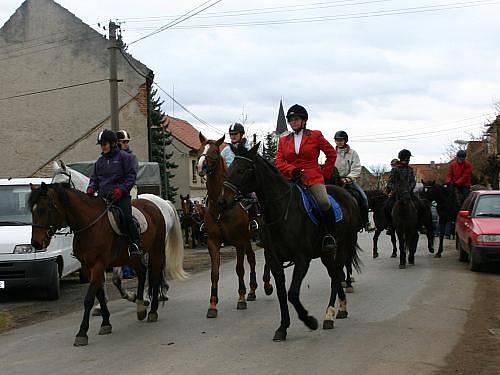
{"left": 0, "top": 281, "right": 4, "bottom": 289}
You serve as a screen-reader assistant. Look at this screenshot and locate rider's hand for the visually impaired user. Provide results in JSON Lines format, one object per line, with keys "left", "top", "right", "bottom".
{"left": 86, "top": 187, "right": 95, "bottom": 197}
{"left": 112, "top": 188, "right": 124, "bottom": 202}
{"left": 291, "top": 168, "right": 303, "bottom": 181}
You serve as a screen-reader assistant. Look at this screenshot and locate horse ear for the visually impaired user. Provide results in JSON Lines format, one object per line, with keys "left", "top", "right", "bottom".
{"left": 421, "top": 179, "right": 424, "bottom": 184}
{"left": 40, "top": 182, "right": 48, "bottom": 193}
{"left": 186, "top": 194, "right": 190, "bottom": 199}
{"left": 199, "top": 132, "right": 207, "bottom": 144}
{"left": 215, "top": 135, "right": 225, "bottom": 147}
{"left": 30, "top": 183, "right": 36, "bottom": 191}
{"left": 248, "top": 142, "right": 261, "bottom": 157}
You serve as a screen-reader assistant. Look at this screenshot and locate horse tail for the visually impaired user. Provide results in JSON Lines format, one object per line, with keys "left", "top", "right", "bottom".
{"left": 139, "top": 194, "right": 188, "bottom": 281}
{"left": 352, "top": 242, "right": 363, "bottom": 274}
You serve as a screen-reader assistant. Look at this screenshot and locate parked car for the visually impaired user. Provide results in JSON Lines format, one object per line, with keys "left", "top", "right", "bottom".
{"left": 0, "top": 178, "right": 81, "bottom": 299}
{"left": 455, "top": 190, "right": 500, "bottom": 271}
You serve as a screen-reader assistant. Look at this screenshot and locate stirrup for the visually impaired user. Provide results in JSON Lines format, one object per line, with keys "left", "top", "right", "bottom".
{"left": 249, "top": 219, "right": 259, "bottom": 231}
{"left": 365, "top": 222, "right": 375, "bottom": 232}
{"left": 128, "top": 243, "right": 142, "bottom": 257}
{"left": 322, "top": 234, "right": 337, "bottom": 254}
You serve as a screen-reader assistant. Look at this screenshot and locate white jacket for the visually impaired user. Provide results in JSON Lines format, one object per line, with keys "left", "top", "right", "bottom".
{"left": 335, "top": 146, "right": 361, "bottom": 180}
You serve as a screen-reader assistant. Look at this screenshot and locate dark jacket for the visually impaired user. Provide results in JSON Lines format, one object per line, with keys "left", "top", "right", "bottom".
{"left": 88, "top": 147, "right": 137, "bottom": 197}
{"left": 387, "top": 162, "right": 416, "bottom": 192}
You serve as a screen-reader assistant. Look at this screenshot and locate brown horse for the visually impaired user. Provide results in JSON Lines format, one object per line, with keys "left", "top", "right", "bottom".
{"left": 29, "top": 183, "right": 187, "bottom": 346}
{"left": 180, "top": 194, "right": 202, "bottom": 248}
{"left": 196, "top": 133, "right": 272, "bottom": 318}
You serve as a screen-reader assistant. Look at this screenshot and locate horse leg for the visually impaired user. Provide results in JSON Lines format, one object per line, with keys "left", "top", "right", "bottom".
{"left": 288, "top": 258, "right": 317, "bottom": 331}
{"left": 133, "top": 260, "right": 148, "bottom": 321}
{"left": 263, "top": 263, "right": 273, "bottom": 295}
{"left": 398, "top": 233, "right": 406, "bottom": 269}
{"left": 320, "top": 254, "right": 341, "bottom": 329}
{"left": 345, "top": 264, "right": 354, "bottom": 293}
{"left": 436, "top": 219, "right": 446, "bottom": 257}
{"left": 74, "top": 263, "right": 105, "bottom": 346}
{"left": 245, "top": 242, "right": 258, "bottom": 301}
{"left": 147, "top": 246, "right": 164, "bottom": 323}
{"left": 191, "top": 224, "right": 197, "bottom": 248}
{"left": 408, "top": 233, "right": 418, "bottom": 265}
{"left": 265, "top": 250, "right": 290, "bottom": 342}
{"left": 111, "top": 267, "right": 135, "bottom": 302}
{"left": 372, "top": 228, "right": 381, "bottom": 258}
{"left": 235, "top": 246, "right": 247, "bottom": 310}
{"left": 95, "top": 287, "right": 112, "bottom": 335}
{"left": 207, "top": 238, "right": 221, "bottom": 318}
{"left": 390, "top": 232, "right": 398, "bottom": 258}
{"left": 336, "top": 267, "right": 348, "bottom": 320}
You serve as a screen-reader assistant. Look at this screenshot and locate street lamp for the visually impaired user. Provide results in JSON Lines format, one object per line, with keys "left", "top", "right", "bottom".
{"left": 454, "top": 139, "right": 468, "bottom": 146}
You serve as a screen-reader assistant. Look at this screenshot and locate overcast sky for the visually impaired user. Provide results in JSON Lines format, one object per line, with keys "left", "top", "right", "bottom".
{"left": 2, "top": 0, "right": 500, "bottom": 168}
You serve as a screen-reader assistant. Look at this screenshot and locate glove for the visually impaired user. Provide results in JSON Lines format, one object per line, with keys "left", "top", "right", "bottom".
{"left": 291, "top": 168, "right": 303, "bottom": 181}
{"left": 112, "top": 188, "right": 124, "bottom": 202}
{"left": 86, "top": 187, "right": 95, "bottom": 197}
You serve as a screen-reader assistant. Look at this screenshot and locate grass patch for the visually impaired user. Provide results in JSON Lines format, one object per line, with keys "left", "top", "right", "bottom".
{"left": 0, "top": 312, "right": 11, "bottom": 330}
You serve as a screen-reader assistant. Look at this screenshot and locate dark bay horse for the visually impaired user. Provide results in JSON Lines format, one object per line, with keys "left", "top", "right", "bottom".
{"left": 421, "top": 180, "right": 460, "bottom": 257}
{"left": 197, "top": 133, "right": 273, "bottom": 318}
{"left": 392, "top": 170, "right": 419, "bottom": 268}
{"left": 29, "top": 183, "right": 187, "bottom": 346}
{"left": 365, "top": 189, "right": 398, "bottom": 258}
{"left": 180, "top": 194, "right": 204, "bottom": 248}
{"left": 226, "top": 144, "right": 361, "bottom": 341}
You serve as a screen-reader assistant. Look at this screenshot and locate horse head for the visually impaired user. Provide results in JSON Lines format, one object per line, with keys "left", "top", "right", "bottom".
{"left": 180, "top": 194, "right": 193, "bottom": 215}
{"left": 226, "top": 142, "right": 262, "bottom": 195}
{"left": 28, "top": 182, "right": 68, "bottom": 250}
{"left": 393, "top": 168, "right": 411, "bottom": 200}
{"left": 196, "top": 132, "right": 225, "bottom": 177}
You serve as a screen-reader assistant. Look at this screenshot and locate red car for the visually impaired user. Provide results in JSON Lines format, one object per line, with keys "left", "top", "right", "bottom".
{"left": 455, "top": 190, "right": 500, "bottom": 271}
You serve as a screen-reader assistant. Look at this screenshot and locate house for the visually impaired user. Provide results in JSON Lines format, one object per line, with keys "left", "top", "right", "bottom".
{"left": 0, "top": 0, "right": 152, "bottom": 178}
{"left": 163, "top": 115, "right": 207, "bottom": 206}
{"left": 410, "top": 162, "right": 448, "bottom": 183}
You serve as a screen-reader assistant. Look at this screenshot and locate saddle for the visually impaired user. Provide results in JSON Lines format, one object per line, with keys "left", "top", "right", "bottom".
{"left": 297, "top": 185, "right": 343, "bottom": 226}
{"left": 108, "top": 206, "right": 148, "bottom": 236}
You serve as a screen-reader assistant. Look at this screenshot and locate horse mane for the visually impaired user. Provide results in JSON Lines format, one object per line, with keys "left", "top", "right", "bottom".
{"left": 28, "top": 182, "right": 86, "bottom": 209}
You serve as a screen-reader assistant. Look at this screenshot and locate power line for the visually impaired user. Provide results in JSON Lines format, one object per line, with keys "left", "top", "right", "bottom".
{"left": 0, "top": 79, "right": 108, "bottom": 102}
{"left": 128, "top": 0, "right": 223, "bottom": 45}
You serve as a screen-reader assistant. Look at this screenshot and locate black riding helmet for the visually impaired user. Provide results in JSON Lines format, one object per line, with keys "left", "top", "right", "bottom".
{"left": 334, "top": 130, "right": 348, "bottom": 143}
{"left": 286, "top": 104, "right": 308, "bottom": 121}
{"left": 229, "top": 122, "right": 245, "bottom": 134}
{"left": 96, "top": 129, "right": 117, "bottom": 145}
{"left": 398, "top": 149, "right": 412, "bottom": 161}
{"left": 456, "top": 150, "right": 467, "bottom": 159}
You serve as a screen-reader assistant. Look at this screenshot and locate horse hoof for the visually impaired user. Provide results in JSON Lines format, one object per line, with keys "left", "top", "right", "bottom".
{"left": 336, "top": 310, "right": 348, "bottom": 319}
{"left": 322, "top": 320, "right": 334, "bottom": 330}
{"left": 73, "top": 336, "right": 88, "bottom": 347}
{"left": 147, "top": 312, "right": 158, "bottom": 323}
{"left": 434, "top": 253, "right": 442, "bottom": 258}
{"left": 264, "top": 285, "right": 273, "bottom": 296}
{"left": 124, "top": 291, "right": 136, "bottom": 302}
{"left": 373, "top": 252, "right": 379, "bottom": 259}
{"left": 206, "top": 308, "right": 218, "bottom": 318}
{"left": 391, "top": 253, "right": 397, "bottom": 258}
{"left": 247, "top": 293, "right": 256, "bottom": 302}
{"left": 304, "top": 315, "right": 318, "bottom": 330}
{"left": 345, "top": 286, "right": 354, "bottom": 293}
{"left": 429, "top": 248, "right": 435, "bottom": 254}
{"left": 144, "top": 300, "right": 150, "bottom": 307}
{"left": 137, "top": 310, "right": 147, "bottom": 321}
{"left": 237, "top": 301, "right": 247, "bottom": 310}
{"left": 408, "top": 259, "right": 415, "bottom": 265}
{"left": 341, "top": 281, "right": 347, "bottom": 288}
{"left": 273, "top": 329, "right": 287, "bottom": 342}
{"left": 92, "top": 307, "right": 102, "bottom": 317}
{"left": 98, "top": 325, "right": 112, "bottom": 335}
{"left": 399, "top": 264, "right": 406, "bottom": 269}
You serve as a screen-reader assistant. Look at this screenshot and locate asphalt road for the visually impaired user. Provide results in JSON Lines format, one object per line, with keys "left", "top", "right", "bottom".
{"left": 0, "top": 232, "right": 479, "bottom": 375}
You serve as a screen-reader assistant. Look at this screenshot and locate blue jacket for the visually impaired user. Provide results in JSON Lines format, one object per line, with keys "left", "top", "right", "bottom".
{"left": 88, "top": 147, "right": 137, "bottom": 197}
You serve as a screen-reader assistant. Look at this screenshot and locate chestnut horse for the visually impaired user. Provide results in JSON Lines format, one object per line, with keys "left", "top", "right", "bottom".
{"left": 29, "top": 183, "right": 187, "bottom": 346}
{"left": 196, "top": 133, "right": 272, "bottom": 318}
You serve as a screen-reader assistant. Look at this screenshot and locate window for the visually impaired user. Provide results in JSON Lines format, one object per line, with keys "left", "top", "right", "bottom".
{"left": 192, "top": 160, "right": 197, "bottom": 184}
{"left": 473, "top": 195, "right": 500, "bottom": 218}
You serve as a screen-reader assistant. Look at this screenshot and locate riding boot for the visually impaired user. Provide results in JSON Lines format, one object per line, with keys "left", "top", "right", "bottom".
{"left": 322, "top": 207, "right": 337, "bottom": 255}
{"left": 127, "top": 220, "right": 142, "bottom": 257}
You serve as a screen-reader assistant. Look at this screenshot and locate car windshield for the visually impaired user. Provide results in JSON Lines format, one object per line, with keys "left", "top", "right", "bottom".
{"left": 0, "top": 185, "right": 32, "bottom": 224}
{"left": 474, "top": 195, "right": 500, "bottom": 217}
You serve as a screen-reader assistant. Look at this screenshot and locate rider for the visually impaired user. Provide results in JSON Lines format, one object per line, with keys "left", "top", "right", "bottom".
{"left": 446, "top": 150, "right": 472, "bottom": 202}
{"left": 384, "top": 149, "right": 416, "bottom": 234}
{"left": 86, "top": 129, "right": 141, "bottom": 256}
{"left": 221, "top": 122, "right": 251, "bottom": 166}
{"left": 333, "top": 130, "right": 374, "bottom": 232}
{"left": 276, "top": 104, "right": 338, "bottom": 254}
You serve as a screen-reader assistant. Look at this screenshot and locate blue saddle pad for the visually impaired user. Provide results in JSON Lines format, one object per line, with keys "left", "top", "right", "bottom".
{"left": 298, "top": 186, "right": 343, "bottom": 225}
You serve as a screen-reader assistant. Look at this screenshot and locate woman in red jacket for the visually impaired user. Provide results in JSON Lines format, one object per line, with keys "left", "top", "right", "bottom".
{"left": 276, "top": 104, "right": 337, "bottom": 253}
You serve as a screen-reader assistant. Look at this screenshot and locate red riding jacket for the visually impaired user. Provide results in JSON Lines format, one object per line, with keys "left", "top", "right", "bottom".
{"left": 446, "top": 159, "right": 472, "bottom": 188}
{"left": 276, "top": 129, "right": 337, "bottom": 185}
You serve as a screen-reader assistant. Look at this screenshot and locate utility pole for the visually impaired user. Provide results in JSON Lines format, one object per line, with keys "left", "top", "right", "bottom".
{"left": 108, "top": 21, "right": 120, "bottom": 132}
{"left": 162, "top": 118, "right": 170, "bottom": 199}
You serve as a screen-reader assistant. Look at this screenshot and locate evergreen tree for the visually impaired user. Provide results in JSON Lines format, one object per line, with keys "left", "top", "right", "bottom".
{"left": 262, "top": 132, "right": 278, "bottom": 164}
{"left": 149, "top": 89, "right": 178, "bottom": 201}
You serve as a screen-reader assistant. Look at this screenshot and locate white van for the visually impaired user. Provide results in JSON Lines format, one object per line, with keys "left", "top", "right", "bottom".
{"left": 0, "top": 178, "right": 81, "bottom": 300}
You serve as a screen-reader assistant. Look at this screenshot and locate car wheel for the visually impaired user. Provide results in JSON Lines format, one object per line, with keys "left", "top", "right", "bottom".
{"left": 45, "top": 262, "right": 60, "bottom": 300}
{"left": 457, "top": 238, "right": 468, "bottom": 262}
{"left": 468, "top": 247, "right": 481, "bottom": 272}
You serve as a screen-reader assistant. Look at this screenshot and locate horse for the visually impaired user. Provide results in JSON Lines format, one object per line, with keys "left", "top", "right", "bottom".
{"left": 225, "top": 144, "right": 361, "bottom": 341}
{"left": 392, "top": 169, "right": 420, "bottom": 269}
{"left": 421, "top": 180, "right": 461, "bottom": 257}
{"left": 179, "top": 194, "right": 203, "bottom": 248}
{"left": 365, "top": 189, "right": 398, "bottom": 258}
{"left": 29, "top": 182, "right": 187, "bottom": 347}
{"left": 196, "top": 133, "right": 273, "bottom": 318}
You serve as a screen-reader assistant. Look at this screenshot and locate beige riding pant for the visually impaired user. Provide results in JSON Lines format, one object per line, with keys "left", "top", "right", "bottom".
{"left": 310, "top": 184, "right": 331, "bottom": 211}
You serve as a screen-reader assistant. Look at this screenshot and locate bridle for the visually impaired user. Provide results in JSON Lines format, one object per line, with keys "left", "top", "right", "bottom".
{"left": 198, "top": 147, "right": 221, "bottom": 176}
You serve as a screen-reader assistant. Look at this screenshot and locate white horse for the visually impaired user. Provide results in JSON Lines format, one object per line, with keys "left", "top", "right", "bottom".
{"left": 51, "top": 160, "right": 186, "bottom": 312}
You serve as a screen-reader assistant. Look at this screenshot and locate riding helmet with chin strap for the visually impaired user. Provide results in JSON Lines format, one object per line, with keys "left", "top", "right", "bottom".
{"left": 334, "top": 130, "right": 348, "bottom": 143}
{"left": 96, "top": 129, "right": 118, "bottom": 145}
{"left": 286, "top": 104, "right": 308, "bottom": 121}
{"left": 229, "top": 122, "right": 245, "bottom": 134}
{"left": 456, "top": 150, "right": 467, "bottom": 159}
{"left": 398, "top": 149, "right": 412, "bottom": 161}
{"left": 116, "top": 129, "right": 131, "bottom": 141}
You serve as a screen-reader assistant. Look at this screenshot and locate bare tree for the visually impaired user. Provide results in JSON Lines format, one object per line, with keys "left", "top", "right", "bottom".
{"left": 368, "top": 164, "right": 389, "bottom": 190}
